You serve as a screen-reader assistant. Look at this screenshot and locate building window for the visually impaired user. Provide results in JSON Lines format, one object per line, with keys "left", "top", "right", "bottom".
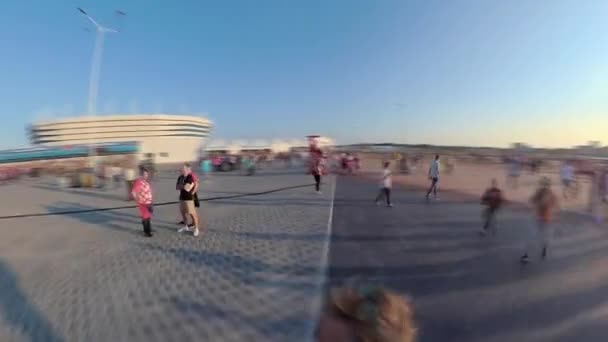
{"left": 160, "top": 152, "right": 169, "bottom": 158}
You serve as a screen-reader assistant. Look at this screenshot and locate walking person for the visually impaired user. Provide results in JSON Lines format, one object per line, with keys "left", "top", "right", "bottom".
{"left": 426, "top": 155, "right": 440, "bottom": 200}
{"left": 313, "top": 159, "right": 322, "bottom": 194}
{"left": 131, "top": 168, "right": 154, "bottom": 237}
{"left": 309, "top": 141, "right": 323, "bottom": 194}
{"left": 480, "top": 179, "right": 504, "bottom": 236}
{"left": 375, "top": 161, "right": 393, "bottom": 207}
{"left": 560, "top": 161, "right": 575, "bottom": 200}
{"left": 521, "top": 177, "right": 559, "bottom": 263}
{"left": 177, "top": 163, "right": 200, "bottom": 237}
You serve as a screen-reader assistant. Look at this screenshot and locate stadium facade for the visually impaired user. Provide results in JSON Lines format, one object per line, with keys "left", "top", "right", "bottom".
{"left": 28, "top": 114, "right": 212, "bottom": 164}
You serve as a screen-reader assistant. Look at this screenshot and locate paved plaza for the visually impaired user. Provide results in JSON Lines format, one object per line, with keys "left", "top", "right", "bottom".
{"left": 329, "top": 176, "right": 608, "bottom": 342}
{"left": 0, "top": 170, "right": 334, "bottom": 342}
{"left": 1, "top": 168, "right": 608, "bottom": 341}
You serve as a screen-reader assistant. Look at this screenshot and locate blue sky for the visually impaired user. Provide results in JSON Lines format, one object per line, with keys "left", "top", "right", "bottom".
{"left": 0, "top": 0, "right": 606, "bottom": 148}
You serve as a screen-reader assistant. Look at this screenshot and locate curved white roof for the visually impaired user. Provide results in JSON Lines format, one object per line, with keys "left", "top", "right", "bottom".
{"left": 33, "top": 114, "right": 211, "bottom": 127}
{"left": 29, "top": 114, "right": 212, "bottom": 146}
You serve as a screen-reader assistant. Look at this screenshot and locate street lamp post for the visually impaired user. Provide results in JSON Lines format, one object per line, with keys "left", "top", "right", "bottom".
{"left": 78, "top": 8, "right": 119, "bottom": 116}
{"left": 77, "top": 8, "right": 123, "bottom": 169}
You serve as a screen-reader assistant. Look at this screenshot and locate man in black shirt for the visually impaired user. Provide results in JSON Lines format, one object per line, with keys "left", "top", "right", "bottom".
{"left": 177, "top": 163, "right": 200, "bottom": 237}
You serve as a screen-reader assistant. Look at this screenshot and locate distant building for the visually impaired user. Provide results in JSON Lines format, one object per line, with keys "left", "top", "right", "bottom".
{"left": 28, "top": 114, "right": 212, "bottom": 164}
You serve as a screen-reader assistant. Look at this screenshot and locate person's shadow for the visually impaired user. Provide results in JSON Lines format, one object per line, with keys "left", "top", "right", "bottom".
{"left": 0, "top": 260, "right": 64, "bottom": 342}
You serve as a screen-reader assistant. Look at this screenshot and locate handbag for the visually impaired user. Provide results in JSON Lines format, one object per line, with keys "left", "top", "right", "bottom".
{"left": 194, "top": 193, "right": 200, "bottom": 208}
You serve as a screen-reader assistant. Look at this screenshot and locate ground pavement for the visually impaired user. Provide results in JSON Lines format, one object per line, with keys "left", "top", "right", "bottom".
{"left": 0, "top": 169, "right": 334, "bottom": 342}
{"left": 328, "top": 176, "right": 608, "bottom": 342}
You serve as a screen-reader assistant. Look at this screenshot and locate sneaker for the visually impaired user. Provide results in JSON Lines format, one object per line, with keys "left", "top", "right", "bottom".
{"left": 387, "top": 203, "right": 393, "bottom": 207}
{"left": 193, "top": 229, "right": 200, "bottom": 237}
{"left": 316, "top": 191, "right": 322, "bottom": 195}
{"left": 144, "top": 232, "right": 153, "bottom": 237}
{"left": 520, "top": 254, "right": 530, "bottom": 264}
{"left": 177, "top": 226, "right": 190, "bottom": 233}
{"left": 177, "top": 221, "right": 185, "bottom": 225}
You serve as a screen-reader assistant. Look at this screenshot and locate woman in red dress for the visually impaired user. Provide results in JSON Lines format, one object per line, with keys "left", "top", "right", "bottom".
{"left": 131, "top": 168, "right": 154, "bottom": 237}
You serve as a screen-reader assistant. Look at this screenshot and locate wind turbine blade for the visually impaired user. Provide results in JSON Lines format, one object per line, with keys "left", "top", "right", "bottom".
{"left": 115, "top": 10, "right": 127, "bottom": 16}
{"left": 77, "top": 7, "right": 101, "bottom": 29}
{"left": 85, "top": 15, "right": 101, "bottom": 28}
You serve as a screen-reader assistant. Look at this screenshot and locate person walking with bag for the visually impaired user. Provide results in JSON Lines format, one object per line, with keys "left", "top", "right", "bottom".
{"left": 131, "top": 168, "right": 154, "bottom": 237}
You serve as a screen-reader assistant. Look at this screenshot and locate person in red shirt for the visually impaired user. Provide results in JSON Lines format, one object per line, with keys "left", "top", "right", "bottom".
{"left": 131, "top": 168, "right": 154, "bottom": 237}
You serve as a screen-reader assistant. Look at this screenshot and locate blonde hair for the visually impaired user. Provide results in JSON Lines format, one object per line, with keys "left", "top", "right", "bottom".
{"left": 328, "top": 285, "right": 416, "bottom": 342}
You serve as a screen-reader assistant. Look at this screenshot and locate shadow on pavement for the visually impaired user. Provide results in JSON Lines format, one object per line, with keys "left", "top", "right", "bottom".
{"left": 44, "top": 202, "right": 175, "bottom": 236}
{"left": 33, "top": 184, "right": 126, "bottom": 202}
{"left": 143, "top": 244, "right": 318, "bottom": 292}
{"left": 0, "top": 260, "right": 64, "bottom": 342}
{"left": 226, "top": 231, "right": 327, "bottom": 242}
{"left": 212, "top": 197, "right": 326, "bottom": 208}
{"left": 166, "top": 296, "right": 311, "bottom": 340}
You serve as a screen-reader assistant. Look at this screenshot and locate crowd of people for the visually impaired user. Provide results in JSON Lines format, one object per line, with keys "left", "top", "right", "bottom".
{"left": 15, "top": 145, "right": 605, "bottom": 341}
{"left": 368, "top": 153, "right": 608, "bottom": 266}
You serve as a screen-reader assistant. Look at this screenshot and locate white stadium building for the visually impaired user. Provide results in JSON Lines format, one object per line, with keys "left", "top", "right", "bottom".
{"left": 28, "top": 114, "right": 212, "bottom": 164}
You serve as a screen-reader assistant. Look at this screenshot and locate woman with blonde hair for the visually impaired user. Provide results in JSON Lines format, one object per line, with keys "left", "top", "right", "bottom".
{"left": 316, "top": 283, "right": 416, "bottom": 342}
